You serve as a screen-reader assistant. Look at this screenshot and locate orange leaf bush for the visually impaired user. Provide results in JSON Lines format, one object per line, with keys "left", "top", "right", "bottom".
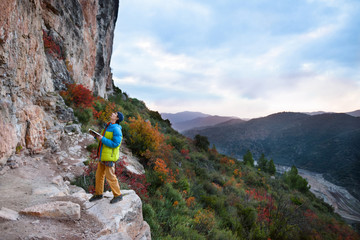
{"left": 127, "top": 115, "right": 163, "bottom": 157}
{"left": 153, "top": 158, "right": 176, "bottom": 184}
{"left": 194, "top": 209, "right": 216, "bottom": 234}
{"left": 186, "top": 196, "right": 196, "bottom": 208}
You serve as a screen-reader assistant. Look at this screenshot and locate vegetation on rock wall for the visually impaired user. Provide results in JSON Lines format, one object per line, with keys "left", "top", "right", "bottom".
{"left": 64, "top": 83, "right": 359, "bottom": 239}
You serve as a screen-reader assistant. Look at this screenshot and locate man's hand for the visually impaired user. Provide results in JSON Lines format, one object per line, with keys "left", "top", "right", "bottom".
{"left": 96, "top": 135, "right": 103, "bottom": 141}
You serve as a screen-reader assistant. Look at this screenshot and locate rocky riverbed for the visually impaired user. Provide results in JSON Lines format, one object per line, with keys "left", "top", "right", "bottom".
{"left": 276, "top": 165, "right": 360, "bottom": 223}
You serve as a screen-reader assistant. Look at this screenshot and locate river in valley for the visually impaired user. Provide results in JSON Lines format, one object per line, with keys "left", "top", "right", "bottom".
{"left": 276, "top": 165, "right": 360, "bottom": 223}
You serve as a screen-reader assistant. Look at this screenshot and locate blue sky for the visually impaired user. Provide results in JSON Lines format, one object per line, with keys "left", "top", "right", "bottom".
{"left": 111, "top": 0, "right": 360, "bottom": 118}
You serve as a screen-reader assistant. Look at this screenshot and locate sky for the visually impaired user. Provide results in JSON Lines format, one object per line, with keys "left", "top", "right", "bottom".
{"left": 110, "top": 0, "right": 360, "bottom": 119}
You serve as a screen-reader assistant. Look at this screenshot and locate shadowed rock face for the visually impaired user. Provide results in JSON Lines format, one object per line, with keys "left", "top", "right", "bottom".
{"left": 0, "top": 0, "right": 119, "bottom": 164}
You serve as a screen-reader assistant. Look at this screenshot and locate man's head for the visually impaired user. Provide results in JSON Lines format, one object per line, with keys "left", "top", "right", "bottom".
{"left": 110, "top": 112, "right": 124, "bottom": 124}
{"left": 116, "top": 112, "right": 124, "bottom": 124}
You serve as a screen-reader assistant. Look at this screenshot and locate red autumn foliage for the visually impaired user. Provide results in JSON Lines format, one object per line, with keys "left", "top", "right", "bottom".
{"left": 257, "top": 197, "right": 276, "bottom": 224}
{"left": 181, "top": 149, "right": 190, "bottom": 160}
{"left": 42, "top": 29, "right": 63, "bottom": 60}
{"left": 60, "top": 83, "right": 95, "bottom": 108}
{"left": 114, "top": 158, "right": 150, "bottom": 200}
{"left": 304, "top": 209, "right": 319, "bottom": 222}
{"left": 325, "top": 220, "right": 360, "bottom": 240}
{"left": 246, "top": 188, "right": 271, "bottom": 202}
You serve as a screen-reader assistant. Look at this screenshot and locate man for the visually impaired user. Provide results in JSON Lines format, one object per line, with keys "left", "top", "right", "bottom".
{"left": 89, "top": 112, "right": 124, "bottom": 204}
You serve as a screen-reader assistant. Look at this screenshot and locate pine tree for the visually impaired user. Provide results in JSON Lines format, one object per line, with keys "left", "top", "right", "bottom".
{"left": 283, "top": 165, "right": 310, "bottom": 193}
{"left": 194, "top": 134, "right": 210, "bottom": 152}
{"left": 257, "top": 153, "right": 268, "bottom": 171}
{"left": 243, "top": 150, "right": 254, "bottom": 167}
{"left": 267, "top": 159, "right": 276, "bottom": 175}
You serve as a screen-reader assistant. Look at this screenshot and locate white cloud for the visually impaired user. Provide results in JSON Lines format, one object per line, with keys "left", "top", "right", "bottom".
{"left": 113, "top": 76, "right": 140, "bottom": 85}
{"left": 112, "top": 0, "right": 360, "bottom": 118}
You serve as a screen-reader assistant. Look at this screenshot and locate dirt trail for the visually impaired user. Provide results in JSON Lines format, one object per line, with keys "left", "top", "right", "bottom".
{"left": 0, "top": 132, "right": 104, "bottom": 240}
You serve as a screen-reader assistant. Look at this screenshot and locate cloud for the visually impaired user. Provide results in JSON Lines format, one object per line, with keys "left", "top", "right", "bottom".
{"left": 112, "top": 0, "right": 360, "bottom": 118}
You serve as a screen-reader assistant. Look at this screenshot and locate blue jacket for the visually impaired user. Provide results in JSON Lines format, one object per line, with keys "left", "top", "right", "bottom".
{"left": 98, "top": 123, "right": 122, "bottom": 162}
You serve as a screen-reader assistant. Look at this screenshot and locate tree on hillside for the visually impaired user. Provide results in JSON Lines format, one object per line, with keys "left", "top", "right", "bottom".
{"left": 267, "top": 159, "right": 276, "bottom": 175}
{"left": 243, "top": 150, "right": 254, "bottom": 167}
{"left": 257, "top": 153, "right": 268, "bottom": 171}
{"left": 283, "top": 165, "right": 310, "bottom": 193}
{"left": 194, "top": 134, "right": 210, "bottom": 152}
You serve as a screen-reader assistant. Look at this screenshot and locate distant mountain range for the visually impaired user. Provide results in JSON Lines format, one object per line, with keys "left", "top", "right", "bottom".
{"left": 183, "top": 111, "right": 360, "bottom": 200}
{"left": 162, "top": 110, "right": 360, "bottom": 133}
{"left": 306, "top": 110, "right": 360, "bottom": 117}
{"left": 161, "top": 111, "right": 240, "bottom": 132}
{"left": 347, "top": 110, "right": 360, "bottom": 117}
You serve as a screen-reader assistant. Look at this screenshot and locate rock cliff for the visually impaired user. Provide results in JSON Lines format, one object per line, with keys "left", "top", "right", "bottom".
{"left": 0, "top": 0, "right": 118, "bottom": 164}
{"left": 0, "top": 0, "right": 151, "bottom": 239}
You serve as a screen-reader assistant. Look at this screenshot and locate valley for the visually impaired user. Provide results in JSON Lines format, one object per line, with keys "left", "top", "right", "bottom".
{"left": 277, "top": 165, "right": 360, "bottom": 223}
{"left": 183, "top": 112, "right": 360, "bottom": 203}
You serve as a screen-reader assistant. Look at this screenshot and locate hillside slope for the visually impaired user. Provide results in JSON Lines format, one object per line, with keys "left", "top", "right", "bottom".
{"left": 184, "top": 112, "right": 360, "bottom": 200}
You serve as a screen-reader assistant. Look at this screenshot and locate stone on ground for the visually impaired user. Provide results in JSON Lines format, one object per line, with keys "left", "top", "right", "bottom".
{"left": 0, "top": 207, "right": 19, "bottom": 221}
{"left": 20, "top": 201, "right": 81, "bottom": 220}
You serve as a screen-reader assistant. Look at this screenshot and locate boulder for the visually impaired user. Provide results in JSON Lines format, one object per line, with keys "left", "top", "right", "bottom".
{"left": 20, "top": 201, "right": 80, "bottom": 220}
{"left": 119, "top": 144, "right": 145, "bottom": 175}
{"left": 0, "top": 207, "right": 19, "bottom": 221}
{"left": 64, "top": 124, "right": 82, "bottom": 134}
{"left": 85, "top": 190, "right": 151, "bottom": 240}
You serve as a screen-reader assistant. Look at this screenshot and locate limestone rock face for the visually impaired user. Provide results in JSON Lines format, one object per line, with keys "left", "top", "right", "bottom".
{"left": 0, "top": 0, "right": 119, "bottom": 164}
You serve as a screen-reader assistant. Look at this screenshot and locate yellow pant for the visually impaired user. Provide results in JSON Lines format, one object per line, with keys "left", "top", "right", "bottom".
{"left": 95, "top": 162, "right": 121, "bottom": 197}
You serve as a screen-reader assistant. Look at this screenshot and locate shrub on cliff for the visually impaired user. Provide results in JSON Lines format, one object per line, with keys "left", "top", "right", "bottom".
{"left": 126, "top": 115, "right": 164, "bottom": 157}
{"left": 60, "top": 83, "right": 94, "bottom": 108}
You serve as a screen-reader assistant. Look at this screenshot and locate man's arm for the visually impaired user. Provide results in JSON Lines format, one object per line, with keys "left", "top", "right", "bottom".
{"left": 100, "top": 127, "right": 122, "bottom": 148}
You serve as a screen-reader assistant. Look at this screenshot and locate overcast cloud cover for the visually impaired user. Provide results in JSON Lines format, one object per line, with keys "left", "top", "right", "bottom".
{"left": 110, "top": 0, "right": 360, "bottom": 118}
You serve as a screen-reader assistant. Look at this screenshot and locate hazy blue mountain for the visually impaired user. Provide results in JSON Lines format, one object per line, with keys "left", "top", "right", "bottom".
{"left": 173, "top": 115, "right": 241, "bottom": 132}
{"left": 347, "top": 110, "right": 360, "bottom": 117}
{"left": 161, "top": 111, "right": 240, "bottom": 132}
{"left": 161, "top": 111, "right": 210, "bottom": 124}
{"left": 305, "top": 109, "right": 360, "bottom": 117}
{"left": 184, "top": 112, "right": 360, "bottom": 200}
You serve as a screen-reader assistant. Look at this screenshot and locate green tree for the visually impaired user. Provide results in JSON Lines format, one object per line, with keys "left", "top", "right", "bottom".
{"left": 194, "top": 134, "right": 210, "bottom": 151}
{"left": 267, "top": 159, "right": 276, "bottom": 175}
{"left": 243, "top": 150, "right": 254, "bottom": 167}
{"left": 283, "top": 165, "right": 310, "bottom": 193}
{"left": 257, "top": 153, "right": 268, "bottom": 171}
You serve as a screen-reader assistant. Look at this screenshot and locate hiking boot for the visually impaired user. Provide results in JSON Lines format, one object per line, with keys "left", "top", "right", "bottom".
{"left": 110, "top": 195, "right": 123, "bottom": 204}
{"left": 89, "top": 195, "right": 103, "bottom": 202}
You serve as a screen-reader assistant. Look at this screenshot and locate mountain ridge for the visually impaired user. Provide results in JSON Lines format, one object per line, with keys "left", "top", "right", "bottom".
{"left": 161, "top": 111, "right": 241, "bottom": 132}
